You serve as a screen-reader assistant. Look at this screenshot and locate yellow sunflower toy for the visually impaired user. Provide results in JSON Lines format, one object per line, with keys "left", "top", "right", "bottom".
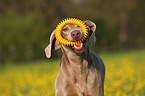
{"left": 55, "top": 18, "right": 88, "bottom": 46}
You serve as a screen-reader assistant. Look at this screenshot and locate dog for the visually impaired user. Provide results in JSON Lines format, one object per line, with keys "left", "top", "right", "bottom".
{"left": 45, "top": 20, "right": 105, "bottom": 96}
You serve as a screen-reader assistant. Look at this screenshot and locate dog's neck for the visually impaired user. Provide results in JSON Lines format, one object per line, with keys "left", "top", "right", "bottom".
{"left": 60, "top": 46, "right": 89, "bottom": 90}
{"left": 61, "top": 45, "right": 88, "bottom": 68}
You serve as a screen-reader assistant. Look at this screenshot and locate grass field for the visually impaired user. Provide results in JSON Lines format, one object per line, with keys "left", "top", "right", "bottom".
{"left": 0, "top": 49, "right": 145, "bottom": 96}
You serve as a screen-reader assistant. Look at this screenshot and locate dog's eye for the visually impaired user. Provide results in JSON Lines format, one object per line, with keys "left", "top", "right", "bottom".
{"left": 63, "top": 28, "right": 68, "bottom": 31}
{"left": 77, "top": 25, "right": 80, "bottom": 27}
{"left": 62, "top": 26, "right": 69, "bottom": 31}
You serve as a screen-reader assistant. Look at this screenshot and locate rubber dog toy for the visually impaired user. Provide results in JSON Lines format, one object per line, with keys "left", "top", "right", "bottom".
{"left": 55, "top": 18, "right": 88, "bottom": 46}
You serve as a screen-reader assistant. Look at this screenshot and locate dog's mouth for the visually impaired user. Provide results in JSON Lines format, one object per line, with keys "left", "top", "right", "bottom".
{"left": 68, "top": 42, "right": 85, "bottom": 53}
{"left": 72, "top": 42, "right": 84, "bottom": 51}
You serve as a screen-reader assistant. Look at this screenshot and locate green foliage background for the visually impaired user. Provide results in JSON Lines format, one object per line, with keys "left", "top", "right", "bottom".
{"left": 0, "top": 0, "right": 145, "bottom": 63}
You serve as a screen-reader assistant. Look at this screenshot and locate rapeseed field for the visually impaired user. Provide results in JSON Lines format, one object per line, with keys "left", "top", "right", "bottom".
{"left": 0, "top": 49, "right": 145, "bottom": 96}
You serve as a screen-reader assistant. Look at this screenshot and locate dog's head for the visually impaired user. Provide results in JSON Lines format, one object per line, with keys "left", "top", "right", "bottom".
{"left": 45, "top": 20, "right": 96, "bottom": 58}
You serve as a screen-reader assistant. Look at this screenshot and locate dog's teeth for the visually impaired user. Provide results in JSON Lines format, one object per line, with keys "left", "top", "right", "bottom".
{"left": 74, "top": 46, "right": 77, "bottom": 48}
{"left": 74, "top": 43, "right": 83, "bottom": 48}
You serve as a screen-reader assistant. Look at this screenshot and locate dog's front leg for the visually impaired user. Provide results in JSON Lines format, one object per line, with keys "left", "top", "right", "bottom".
{"left": 55, "top": 91, "right": 58, "bottom": 96}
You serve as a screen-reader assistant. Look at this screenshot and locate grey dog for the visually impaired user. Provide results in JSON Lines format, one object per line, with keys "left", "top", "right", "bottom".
{"left": 45, "top": 20, "right": 105, "bottom": 96}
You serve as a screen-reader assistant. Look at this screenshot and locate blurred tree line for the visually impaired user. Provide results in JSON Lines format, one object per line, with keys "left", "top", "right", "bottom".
{"left": 0, "top": 0, "right": 145, "bottom": 64}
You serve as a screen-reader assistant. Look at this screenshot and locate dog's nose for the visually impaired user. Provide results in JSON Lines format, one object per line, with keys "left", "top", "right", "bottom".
{"left": 71, "top": 30, "right": 81, "bottom": 41}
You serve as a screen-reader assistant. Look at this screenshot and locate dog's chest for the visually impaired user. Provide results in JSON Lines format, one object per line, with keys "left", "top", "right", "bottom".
{"left": 55, "top": 54, "right": 100, "bottom": 95}
{"left": 56, "top": 65, "right": 97, "bottom": 96}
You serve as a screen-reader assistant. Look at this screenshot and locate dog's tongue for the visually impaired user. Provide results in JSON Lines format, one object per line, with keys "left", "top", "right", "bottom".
{"left": 72, "top": 43, "right": 83, "bottom": 51}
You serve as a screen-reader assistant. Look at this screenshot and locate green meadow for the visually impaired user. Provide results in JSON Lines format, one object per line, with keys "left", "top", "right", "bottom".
{"left": 0, "top": 49, "right": 145, "bottom": 96}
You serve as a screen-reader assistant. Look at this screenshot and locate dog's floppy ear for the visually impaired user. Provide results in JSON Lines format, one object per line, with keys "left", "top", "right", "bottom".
{"left": 45, "top": 30, "right": 61, "bottom": 58}
{"left": 84, "top": 20, "right": 96, "bottom": 46}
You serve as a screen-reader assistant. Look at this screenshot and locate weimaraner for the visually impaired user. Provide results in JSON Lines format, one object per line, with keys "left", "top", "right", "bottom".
{"left": 45, "top": 20, "right": 105, "bottom": 96}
